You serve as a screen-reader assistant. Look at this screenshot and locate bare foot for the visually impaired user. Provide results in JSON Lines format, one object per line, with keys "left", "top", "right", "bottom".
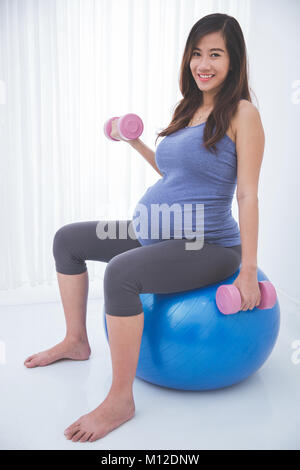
{"left": 24, "top": 338, "right": 91, "bottom": 368}
{"left": 64, "top": 393, "right": 135, "bottom": 443}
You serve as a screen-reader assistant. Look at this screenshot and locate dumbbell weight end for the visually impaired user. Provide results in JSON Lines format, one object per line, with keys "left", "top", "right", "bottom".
{"left": 104, "top": 113, "right": 144, "bottom": 141}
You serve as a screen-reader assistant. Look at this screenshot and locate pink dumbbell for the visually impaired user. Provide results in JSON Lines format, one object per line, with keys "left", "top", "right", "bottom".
{"left": 216, "top": 280, "right": 277, "bottom": 315}
{"left": 103, "top": 113, "right": 144, "bottom": 141}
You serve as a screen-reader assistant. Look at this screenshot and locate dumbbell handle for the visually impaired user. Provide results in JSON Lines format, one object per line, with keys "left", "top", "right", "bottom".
{"left": 103, "top": 113, "right": 144, "bottom": 141}
{"left": 216, "top": 280, "right": 277, "bottom": 315}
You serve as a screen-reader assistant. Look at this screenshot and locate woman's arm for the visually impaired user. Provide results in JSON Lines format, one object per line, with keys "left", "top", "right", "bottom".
{"left": 129, "top": 138, "right": 163, "bottom": 177}
{"left": 237, "top": 196, "right": 259, "bottom": 272}
{"left": 235, "top": 101, "right": 265, "bottom": 274}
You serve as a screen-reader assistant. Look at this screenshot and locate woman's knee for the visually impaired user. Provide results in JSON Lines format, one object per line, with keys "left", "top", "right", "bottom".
{"left": 103, "top": 254, "right": 141, "bottom": 296}
{"left": 103, "top": 255, "right": 143, "bottom": 316}
{"left": 52, "top": 224, "right": 87, "bottom": 275}
{"left": 52, "top": 225, "right": 71, "bottom": 258}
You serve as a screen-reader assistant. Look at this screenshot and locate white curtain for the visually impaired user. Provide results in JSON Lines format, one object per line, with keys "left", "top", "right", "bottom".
{"left": 0, "top": 0, "right": 250, "bottom": 298}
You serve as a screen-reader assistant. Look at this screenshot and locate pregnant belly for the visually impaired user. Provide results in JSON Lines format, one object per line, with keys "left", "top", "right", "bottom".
{"left": 132, "top": 186, "right": 205, "bottom": 244}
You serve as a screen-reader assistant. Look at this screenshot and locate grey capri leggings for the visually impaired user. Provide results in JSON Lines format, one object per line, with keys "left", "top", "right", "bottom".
{"left": 53, "top": 220, "right": 242, "bottom": 317}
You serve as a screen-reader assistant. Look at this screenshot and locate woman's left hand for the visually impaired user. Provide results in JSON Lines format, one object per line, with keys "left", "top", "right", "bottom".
{"left": 232, "top": 271, "right": 261, "bottom": 311}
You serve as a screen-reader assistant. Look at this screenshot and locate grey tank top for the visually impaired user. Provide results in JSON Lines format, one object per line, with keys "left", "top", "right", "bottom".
{"left": 132, "top": 122, "right": 241, "bottom": 247}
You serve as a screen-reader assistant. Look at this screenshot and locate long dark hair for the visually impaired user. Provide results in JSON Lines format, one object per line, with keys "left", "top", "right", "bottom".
{"left": 155, "top": 13, "right": 255, "bottom": 155}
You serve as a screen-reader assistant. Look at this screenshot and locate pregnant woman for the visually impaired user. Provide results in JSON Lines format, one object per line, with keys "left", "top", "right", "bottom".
{"left": 24, "top": 13, "right": 264, "bottom": 443}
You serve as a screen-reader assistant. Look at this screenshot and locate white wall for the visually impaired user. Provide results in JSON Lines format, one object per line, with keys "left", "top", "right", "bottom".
{"left": 0, "top": 0, "right": 299, "bottom": 305}
{"left": 246, "top": 0, "right": 300, "bottom": 301}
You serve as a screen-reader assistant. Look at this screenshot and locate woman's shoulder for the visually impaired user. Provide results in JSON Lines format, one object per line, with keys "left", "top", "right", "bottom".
{"left": 231, "top": 100, "right": 258, "bottom": 142}
{"left": 235, "top": 99, "right": 259, "bottom": 122}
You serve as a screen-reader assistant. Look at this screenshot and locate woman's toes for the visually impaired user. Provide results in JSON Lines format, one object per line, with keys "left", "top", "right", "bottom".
{"left": 64, "top": 422, "right": 81, "bottom": 439}
{"left": 65, "top": 430, "right": 77, "bottom": 440}
{"left": 24, "top": 355, "right": 35, "bottom": 365}
{"left": 71, "top": 430, "right": 86, "bottom": 442}
{"left": 24, "top": 357, "right": 38, "bottom": 368}
{"left": 79, "top": 432, "right": 92, "bottom": 443}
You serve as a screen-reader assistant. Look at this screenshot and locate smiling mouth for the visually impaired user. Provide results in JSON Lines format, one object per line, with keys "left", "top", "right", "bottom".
{"left": 197, "top": 74, "right": 215, "bottom": 81}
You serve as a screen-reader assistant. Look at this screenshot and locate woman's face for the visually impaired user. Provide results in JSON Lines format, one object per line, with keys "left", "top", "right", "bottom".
{"left": 190, "top": 31, "right": 231, "bottom": 97}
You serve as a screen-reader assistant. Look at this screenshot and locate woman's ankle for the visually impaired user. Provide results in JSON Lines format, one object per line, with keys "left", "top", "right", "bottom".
{"left": 64, "top": 333, "right": 90, "bottom": 344}
{"left": 107, "top": 385, "right": 134, "bottom": 404}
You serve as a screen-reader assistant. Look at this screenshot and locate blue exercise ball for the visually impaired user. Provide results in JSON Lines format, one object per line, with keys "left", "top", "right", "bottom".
{"left": 103, "top": 266, "right": 280, "bottom": 391}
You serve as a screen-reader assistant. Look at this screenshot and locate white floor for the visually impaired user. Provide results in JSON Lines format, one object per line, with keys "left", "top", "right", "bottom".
{"left": 0, "top": 281, "right": 300, "bottom": 450}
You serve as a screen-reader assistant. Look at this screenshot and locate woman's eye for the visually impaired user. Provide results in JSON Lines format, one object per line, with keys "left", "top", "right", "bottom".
{"left": 192, "top": 52, "right": 219, "bottom": 57}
